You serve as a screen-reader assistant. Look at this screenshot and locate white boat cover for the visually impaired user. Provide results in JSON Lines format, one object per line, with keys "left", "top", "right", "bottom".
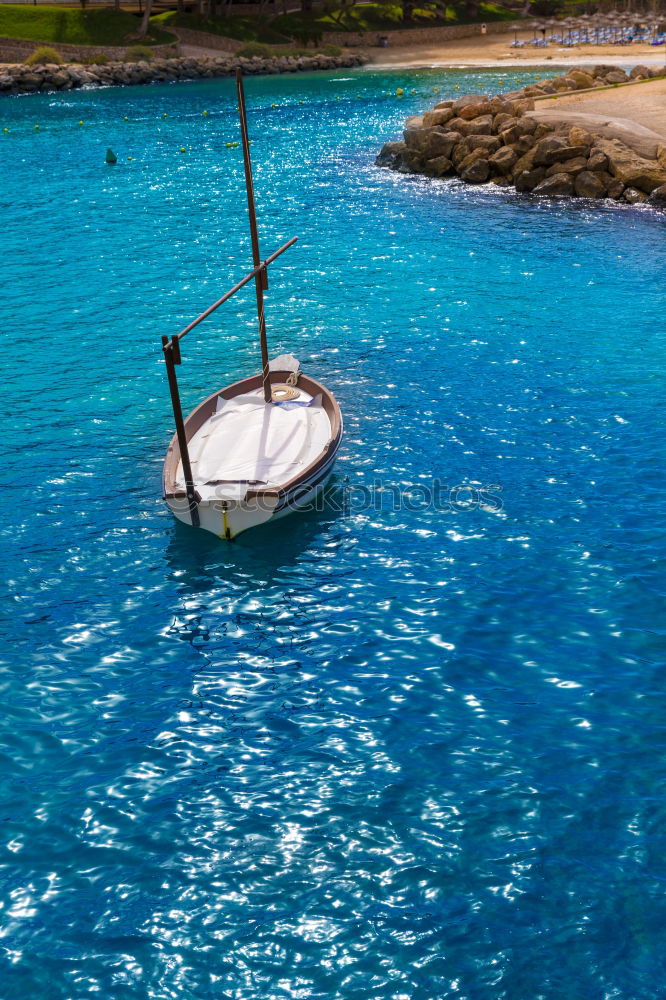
{"left": 176, "top": 392, "right": 331, "bottom": 502}
{"left": 268, "top": 353, "right": 300, "bottom": 374}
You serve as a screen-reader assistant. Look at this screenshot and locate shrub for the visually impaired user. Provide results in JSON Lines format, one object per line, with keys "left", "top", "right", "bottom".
{"left": 24, "top": 45, "right": 63, "bottom": 65}
{"left": 80, "top": 54, "right": 109, "bottom": 65}
{"left": 320, "top": 43, "right": 342, "bottom": 56}
{"left": 237, "top": 41, "right": 272, "bottom": 58}
{"left": 125, "top": 44, "right": 153, "bottom": 62}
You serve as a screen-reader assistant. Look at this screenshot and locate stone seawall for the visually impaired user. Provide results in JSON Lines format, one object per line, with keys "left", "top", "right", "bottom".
{"left": 0, "top": 35, "right": 179, "bottom": 63}
{"left": 168, "top": 26, "right": 243, "bottom": 54}
{"left": 376, "top": 65, "right": 666, "bottom": 207}
{"left": 0, "top": 50, "right": 367, "bottom": 96}
{"left": 321, "top": 19, "right": 523, "bottom": 48}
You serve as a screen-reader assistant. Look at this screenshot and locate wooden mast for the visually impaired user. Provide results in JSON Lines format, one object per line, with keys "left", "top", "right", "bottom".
{"left": 236, "top": 68, "right": 272, "bottom": 404}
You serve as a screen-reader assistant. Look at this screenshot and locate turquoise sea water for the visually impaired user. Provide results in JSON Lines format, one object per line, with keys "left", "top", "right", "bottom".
{"left": 1, "top": 66, "right": 666, "bottom": 998}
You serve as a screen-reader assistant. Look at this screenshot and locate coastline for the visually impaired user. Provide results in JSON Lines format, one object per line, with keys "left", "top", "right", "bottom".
{"left": 376, "top": 66, "right": 666, "bottom": 206}
{"left": 0, "top": 50, "right": 367, "bottom": 95}
{"left": 367, "top": 31, "right": 666, "bottom": 71}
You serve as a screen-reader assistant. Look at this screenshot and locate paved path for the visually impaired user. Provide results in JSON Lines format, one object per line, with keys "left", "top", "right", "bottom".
{"left": 528, "top": 78, "right": 666, "bottom": 157}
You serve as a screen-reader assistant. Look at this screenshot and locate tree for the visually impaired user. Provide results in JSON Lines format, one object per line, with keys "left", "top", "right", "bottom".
{"left": 138, "top": 0, "right": 153, "bottom": 38}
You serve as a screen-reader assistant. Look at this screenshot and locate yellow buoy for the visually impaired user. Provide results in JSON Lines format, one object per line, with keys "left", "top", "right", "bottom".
{"left": 454, "top": 85, "right": 459, "bottom": 90}
{"left": 298, "top": 99, "right": 303, "bottom": 104}
{"left": 78, "top": 120, "right": 84, "bottom": 125}
{"left": 3, "top": 128, "right": 8, "bottom": 133}
{"left": 127, "top": 156, "right": 133, "bottom": 160}
{"left": 162, "top": 113, "right": 167, "bottom": 118}
{"left": 434, "top": 87, "right": 439, "bottom": 92}
{"left": 271, "top": 103, "right": 277, "bottom": 108}
{"left": 34, "top": 125, "right": 39, "bottom": 130}
{"left": 124, "top": 116, "right": 129, "bottom": 121}
{"left": 180, "top": 147, "right": 186, "bottom": 153}
{"left": 203, "top": 110, "right": 208, "bottom": 116}
{"left": 396, "top": 87, "right": 404, "bottom": 96}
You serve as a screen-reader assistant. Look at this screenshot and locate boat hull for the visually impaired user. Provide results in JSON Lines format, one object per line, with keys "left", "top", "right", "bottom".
{"left": 162, "top": 371, "right": 343, "bottom": 540}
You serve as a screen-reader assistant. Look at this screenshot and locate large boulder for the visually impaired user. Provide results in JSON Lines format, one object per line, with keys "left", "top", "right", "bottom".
{"left": 515, "top": 167, "right": 547, "bottom": 192}
{"left": 511, "top": 145, "right": 539, "bottom": 179}
{"left": 466, "top": 134, "right": 502, "bottom": 155}
{"left": 623, "top": 187, "right": 648, "bottom": 204}
{"left": 574, "top": 170, "right": 607, "bottom": 198}
{"left": 648, "top": 183, "right": 666, "bottom": 205}
{"left": 489, "top": 146, "right": 518, "bottom": 175}
{"left": 452, "top": 94, "right": 487, "bottom": 113}
{"left": 605, "top": 70, "right": 629, "bottom": 84}
{"left": 568, "top": 126, "right": 593, "bottom": 148}
{"left": 533, "top": 135, "right": 590, "bottom": 167}
{"left": 488, "top": 96, "right": 511, "bottom": 114}
{"left": 629, "top": 65, "right": 651, "bottom": 80}
{"left": 566, "top": 69, "right": 595, "bottom": 90}
{"left": 423, "top": 129, "right": 461, "bottom": 159}
{"left": 523, "top": 84, "right": 547, "bottom": 97}
{"left": 513, "top": 135, "right": 536, "bottom": 155}
{"left": 49, "top": 71, "right": 72, "bottom": 90}
{"left": 598, "top": 138, "right": 666, "bottom": 193}
{"left": 533, "top": 173, "right": 575, "bottom": 196}
{"left": 459, "top": 157, "right": 490, "bottom": 183}
{"left": 424, "top": 155, "right": 454, "bottom": 177}
{"left": 512, "top": 98, "right": 535, "bottom": 115}
{"left": 494, "top": 112, "right": 515, "bottom": 132}
{"left": 587, "top": 149, "right": 609, "bottom": 172}
{"left": 606, "top": 177, "right": 625, "bottom": 199}
{"left": 458, "top": 100, "right": 494, "bottom": 120}
{"left": 422, "top": 108, "right": 454, "bottom": 128}
{"left": 404, "top": 125, "right": 431, "bottom": 150}
{"left": 499, "top": 122, "right": 535, "bottom": 145}
{"left": 545, "top": 156, "right": 587, "bottom": 177}
{"left": 447, "top": 115, "right": 493, "bottom": 137}
{"left": 376, "top": 141, "right": 408, "bottom": 168}
{"left": 17, "top": 72, "right": 41, "bottom": 91}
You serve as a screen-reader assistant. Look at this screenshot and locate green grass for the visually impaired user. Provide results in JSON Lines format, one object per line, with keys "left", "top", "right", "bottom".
{"left": 302, "top": 2, "right": 516, "bottom": 32}
{"left": 155, "top": 2, "right": 514, "bottom": 46}
{"left": 0, "top": 5, "right": 175, "bottom": 47}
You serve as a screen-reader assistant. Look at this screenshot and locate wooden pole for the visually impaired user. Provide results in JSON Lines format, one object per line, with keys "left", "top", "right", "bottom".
{"left": 162, "top": 336, "right": 200, "bottom": 528}
{"left": 236, "top": 68, "right": 272, "bottom": 404}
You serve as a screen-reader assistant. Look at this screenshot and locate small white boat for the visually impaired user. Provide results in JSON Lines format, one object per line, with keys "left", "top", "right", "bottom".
{"left": 161, "top": 71, "right": 343, "bottom": 540}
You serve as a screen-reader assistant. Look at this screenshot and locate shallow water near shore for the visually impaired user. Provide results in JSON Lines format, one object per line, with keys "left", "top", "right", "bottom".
{"left": 1, "top": 67, "right": 666, "bottom": 998}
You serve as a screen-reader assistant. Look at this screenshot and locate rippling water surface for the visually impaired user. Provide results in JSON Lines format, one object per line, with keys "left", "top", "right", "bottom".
{"left": 1, "top": 66, "right": 666, "bottom": 998}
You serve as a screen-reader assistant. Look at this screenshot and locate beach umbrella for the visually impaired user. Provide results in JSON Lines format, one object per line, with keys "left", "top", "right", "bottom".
{"left": 562, "top": 16, "right": 577, "bottom": 42}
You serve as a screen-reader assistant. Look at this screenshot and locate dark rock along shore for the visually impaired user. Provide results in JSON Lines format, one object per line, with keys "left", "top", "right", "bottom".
{"left": 376, "top": 64, "right": 666, "bottom": 207}
{"left": 0, "top": 51, "right": 367, "bottom": 96}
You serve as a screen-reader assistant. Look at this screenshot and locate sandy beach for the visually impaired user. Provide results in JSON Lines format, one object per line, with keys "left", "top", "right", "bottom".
{"left": 369, "top": 30, "right": 666, "bottom": 69}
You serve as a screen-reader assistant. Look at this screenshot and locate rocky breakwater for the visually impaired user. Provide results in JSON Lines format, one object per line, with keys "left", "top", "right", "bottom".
{"left": 0, "top": 50, "right": 367, "bottom": 96}
{"left": 376, "top": 65, "right": 666, "bottom": 207}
